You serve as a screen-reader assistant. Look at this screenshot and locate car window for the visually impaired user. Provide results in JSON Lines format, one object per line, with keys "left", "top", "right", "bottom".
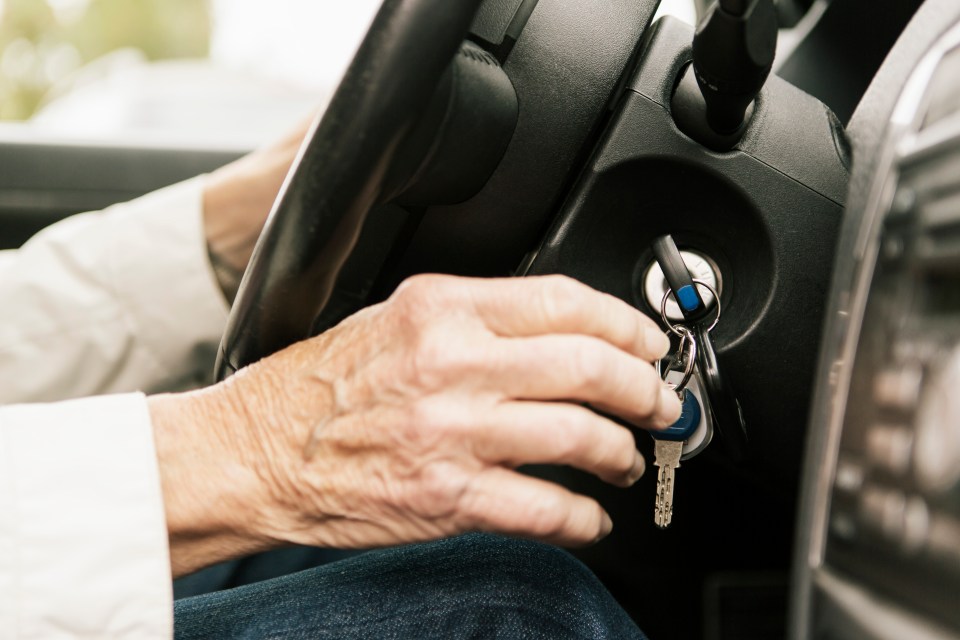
{"left": 0, "top": 1, "right": 693, "bottom": 150}
{"left": 0, "top": 0, "right": 381, "bottom": 148}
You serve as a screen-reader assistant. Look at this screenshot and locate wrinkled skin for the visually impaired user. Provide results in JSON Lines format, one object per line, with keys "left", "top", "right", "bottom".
{"left": 150, "top": 274, "right": 681, "bottom": 577}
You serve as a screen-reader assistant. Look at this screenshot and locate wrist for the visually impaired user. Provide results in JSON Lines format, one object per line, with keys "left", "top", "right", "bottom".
{"left": 201, "top": 117, "right": 311, "bottom": 301}
{"left": 149, "top": 388, "right": 273, "bottom": 577}
{"left": 206, "top": 242, "right": 246, "bottom": 304}
{"left": 202, "top": 168, "right": 265, "bottom": 266}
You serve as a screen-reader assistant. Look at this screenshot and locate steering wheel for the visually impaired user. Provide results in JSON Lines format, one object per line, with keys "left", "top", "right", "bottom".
{"left": 216, "top": 0, "right": 657, "bottom": 380}
{"left": 215, "top": 0, "right": 489, "bottom": 379}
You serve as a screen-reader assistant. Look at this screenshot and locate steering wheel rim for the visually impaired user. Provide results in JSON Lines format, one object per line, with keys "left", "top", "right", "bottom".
{"left": 215, "top": 0, "right": 486, "bottom": 380}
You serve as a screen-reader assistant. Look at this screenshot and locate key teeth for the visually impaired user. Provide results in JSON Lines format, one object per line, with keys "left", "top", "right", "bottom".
{"left": 653, "top": 439, "right": 682, "bottom": 530}
{"left": 654, "top": 493, "right": 674, "bottom": 529}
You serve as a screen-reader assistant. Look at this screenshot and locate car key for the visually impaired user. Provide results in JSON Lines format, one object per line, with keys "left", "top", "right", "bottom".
{"left": 652, "top": 390, "right": 702, "bottom": 528}
{"left": 663, "top": 369, "right": 714, "bottom": 460}
{"left": 652, "top": 234, "right": 749, "bottom": 462}
{"left": 652, "top": 325, "right": 700, "bottom": 528}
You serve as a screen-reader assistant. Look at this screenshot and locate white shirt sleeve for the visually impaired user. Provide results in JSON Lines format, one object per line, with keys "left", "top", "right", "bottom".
{"left": 0, "top": 177, "right": 230, "bottom": 405}
{"left": 0, "top": 393, "right": 173, "bottom": 639}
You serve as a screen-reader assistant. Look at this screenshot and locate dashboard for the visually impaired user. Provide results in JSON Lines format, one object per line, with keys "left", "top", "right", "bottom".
{"left": 792, "top": 8, "right": 960, "bottom": 639}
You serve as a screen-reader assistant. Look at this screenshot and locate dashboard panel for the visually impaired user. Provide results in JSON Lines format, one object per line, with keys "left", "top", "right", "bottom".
{"left": 792, "top": 8, "right": 960, "bottom": 639}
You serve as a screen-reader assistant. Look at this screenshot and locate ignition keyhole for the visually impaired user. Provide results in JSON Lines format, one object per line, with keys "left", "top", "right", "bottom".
{"left": 643, "top": 250, "right": 721, "bottom": 322}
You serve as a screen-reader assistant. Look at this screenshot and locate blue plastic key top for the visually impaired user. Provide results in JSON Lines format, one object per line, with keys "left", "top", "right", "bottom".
{"left": 651, "top": 391, "right": 702, "bottom": 528}
{"left": 653, "top": 390, "right": 702, "bottom": 442}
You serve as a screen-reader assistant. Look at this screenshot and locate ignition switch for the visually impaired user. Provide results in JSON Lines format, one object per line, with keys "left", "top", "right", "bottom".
{"left": 643, "top": 250, "right": 721, "bottom": 321}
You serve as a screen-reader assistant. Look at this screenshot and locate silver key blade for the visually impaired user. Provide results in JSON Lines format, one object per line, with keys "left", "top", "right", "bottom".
{"left": 654, "top": 439, "right": 684, "bottom": 529}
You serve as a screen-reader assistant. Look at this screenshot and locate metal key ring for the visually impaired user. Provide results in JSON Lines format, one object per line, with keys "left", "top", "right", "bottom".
{"left": 660, "top": 279, "right": 722, "bottom": 337}
{"left": 656, "top": 326, "right": 698, "bottom": 393}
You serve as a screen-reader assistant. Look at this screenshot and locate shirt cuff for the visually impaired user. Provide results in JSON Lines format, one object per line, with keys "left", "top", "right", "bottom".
{"left": 0, "top": 393, "right": 172, "bottom": 639}
{"left": 0, "top": 176, "right": 231, "bottom": 398}
{"left": 102, "top": 177, "right": 231, "bottom": 385}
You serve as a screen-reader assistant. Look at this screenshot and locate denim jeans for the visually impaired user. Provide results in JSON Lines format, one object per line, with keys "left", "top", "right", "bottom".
{"left": 174, "top": 534, "right": 647, "bottom": 639}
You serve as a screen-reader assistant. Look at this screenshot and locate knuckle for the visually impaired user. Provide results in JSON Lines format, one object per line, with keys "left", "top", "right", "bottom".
{"left": 408, "top": 398, "right": 462, "bottom": 443}
{"left": 405, "top": 400, "right": 439, "bottom": 441}
{"left": 408, "top": 461, "right": 472, "bottom": 520}
{"left": 571, "top": 342, "right": 606, "bottom": 390}
{"left": 392, "top": 275, "right": 451, "bottom": 319}
{"left": 551, "top": 409, "right": 591, "bottom": 460}
{"left": 452, "top": 481, "right": 486, "bottom": 531}
{"left": 420, "top": 462, "right": 470, "bottom": 506}
{"left": 543, "top": 273, "right": 582, "bottom": 294}
{"left": 396, "top": 273, "right": 443, "bottom": 299}
{"left": 525, "top": 492, "right": 568, "bottom": 538}
{"left": 392, "top": 275, "right": 427, "bottom": 306}
{"left": 410, "top": 328, "right": 447, "bottom": 376}
{"left": 409, "top": 330, "right": 479, "bottom": 390}
{"left": 538, "top": 276, "right": 585, "bottom": 323}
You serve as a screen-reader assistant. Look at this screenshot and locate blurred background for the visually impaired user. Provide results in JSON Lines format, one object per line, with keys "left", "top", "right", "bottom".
{"left": 0, "top": 0, "right": 695, "bottom": 148}
{"left": 0, "top": 0, "right": 383, "bottom": 147}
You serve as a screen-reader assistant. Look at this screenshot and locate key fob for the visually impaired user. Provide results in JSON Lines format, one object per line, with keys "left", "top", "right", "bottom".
{"left": 663, "top": 370, "right": 714, "bottom": 460}
{"left": 694, "top": 324, "right": 749, "bottom": 462}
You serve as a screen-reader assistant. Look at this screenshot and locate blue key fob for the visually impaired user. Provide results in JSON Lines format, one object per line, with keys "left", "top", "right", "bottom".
{"left": 652, "top": 390, "right": 702, "bottom": 442}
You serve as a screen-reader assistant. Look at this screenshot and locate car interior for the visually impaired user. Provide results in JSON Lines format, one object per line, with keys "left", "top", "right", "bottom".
{"left": 2, "top": 0, "right": 958, "bottom": 638}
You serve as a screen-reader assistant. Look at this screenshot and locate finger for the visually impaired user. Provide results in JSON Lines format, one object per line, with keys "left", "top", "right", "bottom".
{"left": 485, "top": 335, "right": 683, "bottom": 428}
{"left": 458, "top": 467, "right": 613, "bottom": 547}
{"left": 471, "top": 402, "right": 645, "bottom": 487}
{"left": 463, "top": 275, "right": 671, "bottom": 361}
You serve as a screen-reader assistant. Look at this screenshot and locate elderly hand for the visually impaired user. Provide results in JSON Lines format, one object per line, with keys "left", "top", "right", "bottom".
{"left": 149, "top": 275, "right": 681, "bottom": 577}
{"left": 201, "top": 114, "right": 314, "bottom": 301}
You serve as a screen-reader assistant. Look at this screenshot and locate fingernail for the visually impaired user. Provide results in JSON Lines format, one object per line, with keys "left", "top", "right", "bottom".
{"left": 651, "top": 330, "right": 671, "bottom": 360}
{"left": 628, "top": 451, "right": 646, "bottom": 484}
{"left": 657, "top": 385, "right": 682, "bottom": 427}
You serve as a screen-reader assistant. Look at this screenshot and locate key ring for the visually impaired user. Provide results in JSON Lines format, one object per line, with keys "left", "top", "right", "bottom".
{"left": 660, "top": 279, "right": 722, "bottom": 337}
{"left": 656, "top": 326, "right": 698, "bottom": 393}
